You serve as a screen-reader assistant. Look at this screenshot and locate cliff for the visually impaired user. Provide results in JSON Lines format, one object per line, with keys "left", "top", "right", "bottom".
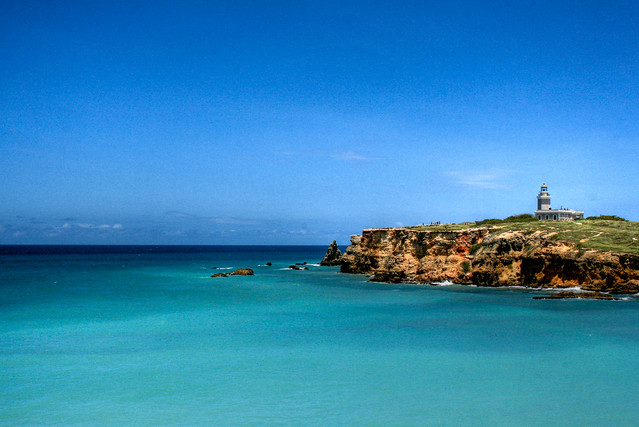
{"left": 341, "top": 221, "right": 639, "bottom": 294}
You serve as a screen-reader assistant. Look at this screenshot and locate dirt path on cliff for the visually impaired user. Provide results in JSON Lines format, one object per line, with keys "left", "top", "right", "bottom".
{"left": 580, "top": 231, "right": 604, "bottom": 243}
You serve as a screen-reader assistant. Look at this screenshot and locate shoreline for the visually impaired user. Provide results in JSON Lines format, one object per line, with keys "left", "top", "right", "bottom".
{"left": 338, "top": 222, "right": 639, "bottom": 294}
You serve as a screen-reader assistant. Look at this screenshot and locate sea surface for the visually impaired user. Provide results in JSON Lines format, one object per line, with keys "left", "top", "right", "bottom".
{"left": 2, "top": 245, "right": 639, "bottom": 426}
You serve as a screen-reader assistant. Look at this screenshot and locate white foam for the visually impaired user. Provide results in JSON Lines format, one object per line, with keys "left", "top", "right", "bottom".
{"left": 554, "top": 286, "right": 587, "bottom": 293}
{"left": 431, "top": 280, "right": 456, "bottom": 286}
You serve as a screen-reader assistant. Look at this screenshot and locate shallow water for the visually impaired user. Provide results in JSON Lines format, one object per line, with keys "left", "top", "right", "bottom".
{"left": 2, "top": 246, "right": 639, "bottom": 425}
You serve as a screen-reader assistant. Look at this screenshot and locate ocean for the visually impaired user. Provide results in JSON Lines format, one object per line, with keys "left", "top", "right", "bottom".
{"left": 1, "top": 245, "right": 639, "bottom": 425}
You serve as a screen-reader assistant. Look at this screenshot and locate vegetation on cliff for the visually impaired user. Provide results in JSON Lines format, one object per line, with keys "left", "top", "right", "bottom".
{"left": 342, "top": 216, "right": 639, "bottom": 293}
{"left": 410, "top": 215, "right": 639, "bottom": 255}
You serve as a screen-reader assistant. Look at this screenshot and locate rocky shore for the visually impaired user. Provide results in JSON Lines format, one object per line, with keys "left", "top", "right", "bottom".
{"left": 340, "top": 227, "right": 639, "bottom": 294}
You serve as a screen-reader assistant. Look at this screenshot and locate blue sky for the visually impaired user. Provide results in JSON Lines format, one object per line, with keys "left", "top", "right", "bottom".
{"left": 1, "top": 0, "right": 638, "bottom": 244}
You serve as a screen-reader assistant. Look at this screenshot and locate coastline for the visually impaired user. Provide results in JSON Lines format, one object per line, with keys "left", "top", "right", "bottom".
{"left": 338, "top": 221, "right": 639, "bottom": 295}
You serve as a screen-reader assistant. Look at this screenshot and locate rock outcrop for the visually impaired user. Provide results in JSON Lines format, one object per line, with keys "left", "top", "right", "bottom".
{"left": 320, "top": 240, "right": 342, "bottom": 266}
{"left": 211, "top": 268, "right": 255, "bottom": 277}
{"left": 231, "top": 268, "right": 254, "bottom": 276}
{"left": 211, "top": 272, "right": 228, "bottom": 278}
{"left": 340, "top": 227, "right": 639, "bottom": 293}
{"left": 532, "top": 291, "right": 619, "bottom": 300}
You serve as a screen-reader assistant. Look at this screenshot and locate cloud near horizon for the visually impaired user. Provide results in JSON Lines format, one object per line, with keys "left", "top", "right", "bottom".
{"left": 165, "top": 211, "right": 258, "bottom": 225}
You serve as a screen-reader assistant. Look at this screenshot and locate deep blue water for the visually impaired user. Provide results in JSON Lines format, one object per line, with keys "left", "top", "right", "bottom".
{"left": 2, "top": 245, "right": 639, "bottom": 425}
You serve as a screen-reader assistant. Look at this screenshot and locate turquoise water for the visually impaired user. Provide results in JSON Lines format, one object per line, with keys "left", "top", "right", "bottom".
{"left": 2, "top": 246, "right": 639, "bottom": 425}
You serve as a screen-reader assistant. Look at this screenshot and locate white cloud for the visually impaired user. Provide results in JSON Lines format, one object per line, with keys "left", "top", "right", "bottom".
{"left": 70, "top": 222, "right": 124, "bottom": 230}
{"left": 280, "top": 149, "right": 382, "bottom": 162}
{"left": 330, "top": 150, "right": 381, "bottom": 161}
{"left": 166, "top": 211, "right": 257, "bottom": 225}
{"left": 210, "top": 217, "right": 258, "bottom": 225}
{"left": 447, "top": 170, "right": 514, "bottom": 189}
{"left": 166, "top": 211, "right": 197, "bottom": 218}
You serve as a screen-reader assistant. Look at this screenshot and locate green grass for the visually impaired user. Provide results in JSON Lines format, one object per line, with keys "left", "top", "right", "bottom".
{"left": 407, "top": 216, "right": 639, "bottom": 255}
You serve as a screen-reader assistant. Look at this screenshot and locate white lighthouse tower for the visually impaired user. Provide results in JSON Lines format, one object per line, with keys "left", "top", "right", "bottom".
{"left": 534, "top": 183, "right": 584, "bottom": 221}
{"left": 537, "top": 183, "right": 551, "bottom": 211}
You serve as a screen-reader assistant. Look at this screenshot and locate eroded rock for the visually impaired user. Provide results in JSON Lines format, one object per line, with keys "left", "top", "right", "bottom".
{"left": 230, "top": 268, "right": 254, "bottom": 276}
{"left": 532, "top": 291, "right": 619, "bottom": 300}
{"left": 211, "top": 272, "right": 228, "bottom": 278}
{"left": 320, "top": 240, "right": 343, "bottom": 266}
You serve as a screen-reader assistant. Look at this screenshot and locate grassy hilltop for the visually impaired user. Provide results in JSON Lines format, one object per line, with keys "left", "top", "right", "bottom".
{"left": 409, "top": 215, "right": 639, "bottom": 255}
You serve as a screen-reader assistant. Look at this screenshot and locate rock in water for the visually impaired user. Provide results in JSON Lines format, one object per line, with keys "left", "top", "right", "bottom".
{"left": 320, "top": 240, "right": 342, "bottom": 266}
{"left": 532, "top": 291, "right": 619, "bottom": 300}
{"left": 230, "top": 268, "right": 254, "bottom": 276}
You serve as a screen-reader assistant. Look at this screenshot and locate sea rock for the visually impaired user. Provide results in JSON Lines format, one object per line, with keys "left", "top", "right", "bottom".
{"left": 289, "top": 265, "right": 301, "bottom": 270}
{"left": 340, "top": 227, "right": 639, "bottom": 292}
{"left": 532, "top": 291, "right": 619, "bottom": 300}
{"left": 320, "top": 240, "right": 343, "bottom": 266}
{"left": 266, "top": 262, "right": 272, "bottom": 266}
{"left": 607, "top": 279, "right": 639, "bottom": 294}
{"left": 230, "top": 268, "right": 254, "bottom": 276}
{"left": 211, "top": 272, "right": 228, "bottom": 278}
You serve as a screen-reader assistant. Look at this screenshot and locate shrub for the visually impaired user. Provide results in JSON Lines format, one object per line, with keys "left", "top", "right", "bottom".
{"left": 475, "top": 218, "right": 502, "bottom": 226}
{"left": 475, "top": 214, "right": 536, "bottom": 227}
{"left": 460, "top": 261, "right": 471, "bottom": 273}
{"left": 469, "top": 243, "right": 482, "bottom": 255}
{"left": 584, "top": 215, "right": 626, "bottom": 221}
{"left": 504, "top": 213, "right": 536, "bottom": 222}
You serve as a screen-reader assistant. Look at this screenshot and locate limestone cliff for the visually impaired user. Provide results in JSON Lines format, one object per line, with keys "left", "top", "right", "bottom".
{"left": 340, "top": 227, "right": 639, "bottom": 294}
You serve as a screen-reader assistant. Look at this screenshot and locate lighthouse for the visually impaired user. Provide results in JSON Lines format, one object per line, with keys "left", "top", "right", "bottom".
{"left": 534, "top": 184, "right": 584, "bottom": 221}
{"left": 537, "top": 184, "right": 551, "bottom": 211}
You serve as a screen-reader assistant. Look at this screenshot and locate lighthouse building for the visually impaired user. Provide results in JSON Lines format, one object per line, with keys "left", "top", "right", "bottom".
{"left": 534, "top": 184, "right": 584, "bottom": 221}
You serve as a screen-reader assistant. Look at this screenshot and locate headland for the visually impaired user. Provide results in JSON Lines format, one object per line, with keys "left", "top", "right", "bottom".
{"left": 339, "top": 215, "right": 639, "bottom": 294}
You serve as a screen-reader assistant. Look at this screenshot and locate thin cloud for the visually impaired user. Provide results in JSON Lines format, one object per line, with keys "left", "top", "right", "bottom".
{"left": 447, "top": 170, "right": 514, "bottom": 189}
{"left": 166, "top": 211, "right": 199, "bottom": 218}
{"left": 279, "top": 149, "right": 382, "bottom": 162}
{"left": 166, "top": 211, "right": 258, "bottom": 225}
{"left": 209, "top": 217, "right": 258, "bottom": 225}
{"left": 70, "top": 223, "right": 123, "bottom": 230}
{"left": 329, "top": 150, "right": 381, "bottom": 161}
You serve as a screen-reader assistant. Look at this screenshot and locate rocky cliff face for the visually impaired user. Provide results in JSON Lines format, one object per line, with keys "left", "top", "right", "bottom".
{"left": 340, "top": 228, "right": 639, "bottom": 293}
